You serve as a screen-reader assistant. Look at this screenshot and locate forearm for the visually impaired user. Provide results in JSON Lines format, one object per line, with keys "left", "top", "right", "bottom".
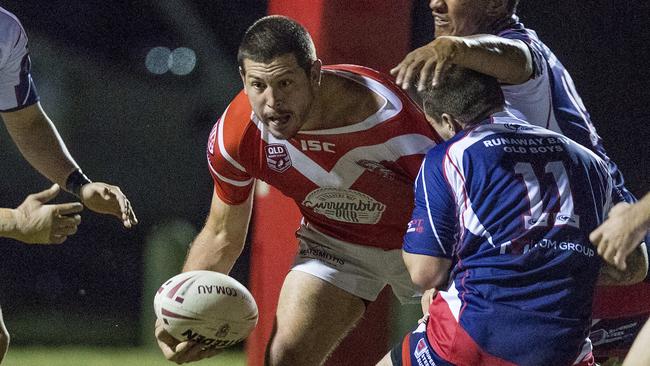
{"left": 403, "top": 251, "right": 452, "bottom": 290}
{"left": 445, "top": 34, "right": 533, "bottom": 84}
{"left": 2, "top": 103, "right": 79, "bottom": 187}
{"left": 182, "top": 229, "right": 245, "bottom": 274}
{"left": 598, "top": 243, "right": 648, "bottom": 286}
{"left": 0, "top": 208, "right": 19, "bottom": 240}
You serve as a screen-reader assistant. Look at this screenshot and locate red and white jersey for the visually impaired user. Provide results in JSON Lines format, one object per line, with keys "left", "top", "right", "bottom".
{"left": 207, "top": 65, "right": 440, "bottom": 249}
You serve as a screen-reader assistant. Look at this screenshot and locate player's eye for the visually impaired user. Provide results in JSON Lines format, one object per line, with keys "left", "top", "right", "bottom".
{"left": 251, "top": 81, "right": 265, "bottom": 90}
{"left": 279, "top": 79, "right": 293, "bottom": 88}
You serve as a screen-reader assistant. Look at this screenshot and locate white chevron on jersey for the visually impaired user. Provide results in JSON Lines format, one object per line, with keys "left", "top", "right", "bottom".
{"left": 298, "top": 69, "right": 403, "bottom": 135}
{"left": 252, "top": 113, "right": 434, "bottom": 188}
{"left": 217, "top": 105, "right": 247, "bottom": 173}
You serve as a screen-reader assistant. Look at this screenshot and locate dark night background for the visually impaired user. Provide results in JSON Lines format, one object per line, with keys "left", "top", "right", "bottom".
{"left": 0, "top": 0, "right": 647, "bottom": 346}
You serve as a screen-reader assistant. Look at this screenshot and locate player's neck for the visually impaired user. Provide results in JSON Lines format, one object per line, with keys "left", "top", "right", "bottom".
{"left": 301, "top": 73, "right": 384, "bottom": 131}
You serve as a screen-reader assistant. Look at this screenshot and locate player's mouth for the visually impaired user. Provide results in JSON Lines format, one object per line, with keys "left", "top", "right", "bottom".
{"left": 267, "top": 113, "right": 292, "bottom": 129}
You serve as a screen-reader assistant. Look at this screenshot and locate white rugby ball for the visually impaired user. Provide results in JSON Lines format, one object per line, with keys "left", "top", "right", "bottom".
{"left": 154, "top": 270, "right": 258, "bottom": 349}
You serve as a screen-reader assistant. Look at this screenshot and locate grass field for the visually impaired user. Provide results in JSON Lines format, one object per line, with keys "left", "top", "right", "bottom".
{"left": 3, "top": 347, "right": 246, "bottom": 366}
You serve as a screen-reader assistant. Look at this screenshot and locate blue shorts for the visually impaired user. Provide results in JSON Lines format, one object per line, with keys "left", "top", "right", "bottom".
{"left": 390, "top": 323, "right": 453, "bottom": 366}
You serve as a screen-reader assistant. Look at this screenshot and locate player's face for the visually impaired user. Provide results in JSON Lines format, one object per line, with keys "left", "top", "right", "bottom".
{"left": 241, "top": 54, "right": 319, "bottom": 140}
{"left": 429, "top": 0, "right": 492, "bottom": 36}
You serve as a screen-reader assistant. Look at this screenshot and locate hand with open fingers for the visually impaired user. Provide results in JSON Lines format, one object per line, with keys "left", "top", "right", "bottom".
{"left": 13, "top": 184, "right": 83, "bottom": 244}
{"left": 80, "top": 182, "right": 138, "bottom": 228}
{"left": 391, "top": 36, "right": 462, "bottom": 91}
{"left": 154, "top": 319, "right": 223, "bottom": 364}
{"left": 590, "top": 202, "right": 648, "bottom": 271}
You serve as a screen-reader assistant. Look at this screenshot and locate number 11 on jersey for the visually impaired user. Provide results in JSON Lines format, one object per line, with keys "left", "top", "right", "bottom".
{"left": 515, "top": 161, "right": 580, "bottom": 229}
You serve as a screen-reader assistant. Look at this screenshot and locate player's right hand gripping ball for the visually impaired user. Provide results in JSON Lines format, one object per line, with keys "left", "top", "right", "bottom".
{"left": 154, "top": 270, "right": 258, "bottom": 349}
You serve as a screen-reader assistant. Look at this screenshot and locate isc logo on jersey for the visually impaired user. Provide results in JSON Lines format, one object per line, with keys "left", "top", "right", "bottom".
{"left": 299, "top": 139, "right": 335, "bottom": 153}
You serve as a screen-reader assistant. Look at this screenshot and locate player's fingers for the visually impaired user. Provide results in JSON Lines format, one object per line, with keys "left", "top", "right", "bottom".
{"left": 31, "top": 184, "right": 60, "bottom": 203}
{"left": 613, "top": 252, "right": 627, "bottom": 272}
{"left": 122, "top": 199, "right": 138, "bottom": 228}
{"left": 601, "top": 243, "right": 618, "bottom": 266}
{"left": 171, "top": 341, "right": 201, "bottom": 364}
{"left": 417, "top": 58, "right": 437, "bottom": 91}
{"left": 432, "top": 60, "right": 449, "bottom": 88}
{"left": 402, "top": 59, "right": 423, "bottom": 90}
{"left": 154, "top": 323, "right": 178, "bottom": 347}
{"left": 56, "top": 202, "right": 84, "bottom": 216}
{"left": 49, "top": 234, "right": 68, "bottom": 244}
{"left": 181, "top": 343, "right": 208, "bottom": 363}
{"left": 55, "top": 215, "right": 81, "bottom": 227}
{"left": 393, "top": 60, "right": 411, "bottom": 87}
{"left": 589, "top": 228, "right": 603, "bottom": 246}
{"left": 390, "top": 62, "right": 404, "bottom": 77}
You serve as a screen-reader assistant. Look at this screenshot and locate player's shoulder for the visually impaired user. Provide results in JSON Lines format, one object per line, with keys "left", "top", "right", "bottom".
{"left": 497, "top": 21, "right": 540, "bottom": 44}
{"left": 323, "top": 64, "right": 407, "bottom": 99}
{"left": 324, "top": 64, "right": 387, "bottom": 81}
{"left": 0, "top": 7, "right": 25, "bottom": 48}
{"left": 208, "top": 90, "right": 256, "bottom": 156}
{"left": 324, "top": 64, "right": 429, "bottom": 126}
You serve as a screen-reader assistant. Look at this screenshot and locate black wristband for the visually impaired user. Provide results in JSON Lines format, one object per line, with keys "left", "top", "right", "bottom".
{"left": 65, "top": 169, "right": 92, "bottom": 198}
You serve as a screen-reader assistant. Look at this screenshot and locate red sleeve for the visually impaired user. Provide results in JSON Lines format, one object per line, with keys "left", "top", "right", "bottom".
{"left": 206, "top": 104, "right": 254, "bottom": 204}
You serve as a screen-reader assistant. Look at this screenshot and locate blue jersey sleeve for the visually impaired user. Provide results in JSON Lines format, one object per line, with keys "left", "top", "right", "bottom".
{"left": 498, "top": 26, "right": 544, "bottom": 80}
{"left": 403, "top": 147, "right": 457, "bottom": 258}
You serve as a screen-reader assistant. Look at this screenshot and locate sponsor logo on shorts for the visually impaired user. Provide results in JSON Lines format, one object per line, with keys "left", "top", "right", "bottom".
{"left": 303, "top": 188, "right": 386, "bottom": 224}
{"left": 591, "top": 317, "right": 645, "bottom": 347}
{"left": 265, "top": 144, "right": 292, "bottom": 173}
{"left": 299, "top": 247, "right": 345, "bottom": 266}
{"left": 412, "top": 337, "right": 437, "bottom": 366}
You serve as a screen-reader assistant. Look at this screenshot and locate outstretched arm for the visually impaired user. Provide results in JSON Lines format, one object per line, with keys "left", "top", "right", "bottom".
{"left": 1, "top": 103, "right": 78, "bottom": 186}
{"left": 155, "top": 188, "right": 253, "bottom": 364}
{"left": 1, "top": 103, "right": 137, "bottom": 228}
{"left": 391, "top": 34, "right": 533, "bottom": 91}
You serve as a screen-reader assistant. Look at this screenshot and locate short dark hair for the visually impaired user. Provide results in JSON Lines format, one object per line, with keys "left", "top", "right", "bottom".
{"left": 237, "top": 15, "right": 317, "bottom": 74}
{"left": 418, "top": 67, "right": 504, "bottom": 126}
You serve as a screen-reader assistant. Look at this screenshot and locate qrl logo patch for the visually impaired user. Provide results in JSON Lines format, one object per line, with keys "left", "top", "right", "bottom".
{"left": 265, "top": 144, "right": 292, "bottom": 173}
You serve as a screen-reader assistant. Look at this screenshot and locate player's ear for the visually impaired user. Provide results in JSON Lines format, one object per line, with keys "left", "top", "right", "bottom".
{"left": 239, "top": 66, "right": 248, "bottom": 95}
{"left": 441, "top": 113, "right": 460, "bottom": 137}
{"left": 309, "top": 59, "right": 322, "bottom": 87}
{"left": 486, "top": 0, "right": 509, "bottom": 17}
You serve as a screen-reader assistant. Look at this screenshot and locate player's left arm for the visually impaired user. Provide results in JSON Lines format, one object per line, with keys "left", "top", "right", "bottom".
{"left": 598, "top": 242, "right": 648, "bottom": 286}
{"left": 403, "top": 252, "right": 452, "bottom": 290}
{"left": 1, "top": 102, "right": 78, "bottom": 186}
{"left": 392, "top": 34, "right": 532, "bottom": 91}
{"left": 402, "top": 152, "right": 455, "bottom": 304}
{"left": 1, "top": 103, "right": 137, "bottom": 227}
